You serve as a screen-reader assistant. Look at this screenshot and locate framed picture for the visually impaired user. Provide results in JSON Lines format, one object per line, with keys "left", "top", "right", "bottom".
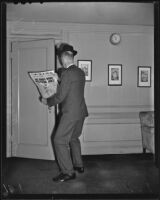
{"left": 108, "top": 64, "right": 122, "bottom": 86}
{"left": 137, "top": 66, "right": 151, "bottom": 87}
{"left": 77, "top": 60, "right": 92, "bottom": 81}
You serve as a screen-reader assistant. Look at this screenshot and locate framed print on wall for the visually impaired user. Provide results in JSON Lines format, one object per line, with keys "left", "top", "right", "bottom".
{"left": 108, "top": 64, "right": 122, "bottom": 86}
{"left": 77, "top": 60, "right": 92, "bottom": 81}
{"left": 137, "top": 66, "right": 151, "bottom": 87}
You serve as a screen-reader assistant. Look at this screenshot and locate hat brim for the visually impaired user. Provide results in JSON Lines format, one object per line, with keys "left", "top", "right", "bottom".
{"left": 56, "top": 43, "right": 78, "bottom": 56}
{"left": 57, "top": 50, "right": 77, "bottom": 56}
{"left": 72, "top": 50, "right": 77, "bottom": 56}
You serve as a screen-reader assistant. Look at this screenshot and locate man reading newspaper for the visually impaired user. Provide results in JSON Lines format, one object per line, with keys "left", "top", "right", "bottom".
{"left": 40, "top": 43, "right": 88, "bottom": 182}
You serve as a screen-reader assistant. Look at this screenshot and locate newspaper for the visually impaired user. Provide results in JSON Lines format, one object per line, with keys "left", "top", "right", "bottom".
{"left": 28, "top": 70, "right": 58, "bottom": 98}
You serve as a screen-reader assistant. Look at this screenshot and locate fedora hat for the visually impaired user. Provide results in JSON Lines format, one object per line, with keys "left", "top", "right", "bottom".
{"left": 56, "top": 43, "right": 77, "bottom": 56}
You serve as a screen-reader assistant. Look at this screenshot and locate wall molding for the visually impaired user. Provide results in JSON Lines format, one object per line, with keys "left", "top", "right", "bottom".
{"left": 7, "top": 33, "right": 62, "bottom": 40}
{"left": 7, "top": 21, "right": 153, "bottom": 36}
{"left": 87, "top": 104, "right": 154, "bottom": 114}
{"left": 85, "top": 105, "right": 154, "bottom": 124}
{"left": 86, "top": 112, "right": 140, "bottom": 125}
{"left": 88, "top": 104, "right": 154, "bottom": 109}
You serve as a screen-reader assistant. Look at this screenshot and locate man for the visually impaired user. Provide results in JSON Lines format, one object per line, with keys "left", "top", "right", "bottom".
{"left": 40, "top": 43, "right": 88, "bottom": 182}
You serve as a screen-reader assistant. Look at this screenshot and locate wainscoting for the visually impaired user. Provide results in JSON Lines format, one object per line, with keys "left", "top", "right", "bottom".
{"left": 80, "top": 105, "right": 153, "bottom": 155}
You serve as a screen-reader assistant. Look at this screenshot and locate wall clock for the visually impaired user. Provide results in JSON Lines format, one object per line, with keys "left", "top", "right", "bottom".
{"left": 110, "top": 33, "right": 121, "bottom": 45}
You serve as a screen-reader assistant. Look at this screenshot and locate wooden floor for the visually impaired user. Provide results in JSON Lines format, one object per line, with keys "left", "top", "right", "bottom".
{"left": 2, "top": 154, "right": 159, "bottom": 199}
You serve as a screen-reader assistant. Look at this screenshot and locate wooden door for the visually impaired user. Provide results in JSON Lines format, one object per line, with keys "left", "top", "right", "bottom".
{"left": 11, "top": 39, "right": 55, "bottom": 160}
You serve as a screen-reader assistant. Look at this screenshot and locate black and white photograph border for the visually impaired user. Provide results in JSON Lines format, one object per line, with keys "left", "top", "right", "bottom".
{"left": 1, "top": 1, "right": 160, "bottom": 200}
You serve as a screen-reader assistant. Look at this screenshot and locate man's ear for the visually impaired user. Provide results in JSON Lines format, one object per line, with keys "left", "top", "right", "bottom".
{"left": 39, "top": 96, "right": 42, "bottom": 102}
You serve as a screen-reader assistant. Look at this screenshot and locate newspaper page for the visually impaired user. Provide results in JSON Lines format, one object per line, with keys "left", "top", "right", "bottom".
{"left": 28, "top": 70, "right": 58, "bottom": 98}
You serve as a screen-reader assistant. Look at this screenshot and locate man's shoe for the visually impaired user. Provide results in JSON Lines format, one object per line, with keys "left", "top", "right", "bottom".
{"left": 52, "top": 173, "right": 76, "bottom": 182}
{"left": 74, "top": 167, "right": 84, "bottom": 173}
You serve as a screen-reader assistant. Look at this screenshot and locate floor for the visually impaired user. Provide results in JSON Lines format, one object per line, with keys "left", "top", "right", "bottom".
{"left": 2, "top": 153, "right": 159, "bottom": 198}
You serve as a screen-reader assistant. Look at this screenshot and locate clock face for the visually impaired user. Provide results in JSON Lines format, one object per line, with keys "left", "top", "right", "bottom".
{"left": 110, "top": 33, "right": 121, "bottom": 45}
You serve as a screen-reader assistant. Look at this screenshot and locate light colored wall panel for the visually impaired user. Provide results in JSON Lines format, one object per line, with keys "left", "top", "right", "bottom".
{"left": 80, "top": 139, "right": 142, "bottom": 155}
{"left": 83, "top": 124, "right": 141, "bottom": 142}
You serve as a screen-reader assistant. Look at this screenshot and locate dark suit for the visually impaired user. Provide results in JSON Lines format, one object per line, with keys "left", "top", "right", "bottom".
{"left": 47, "top": 65, "right": 88, "bottom": 174}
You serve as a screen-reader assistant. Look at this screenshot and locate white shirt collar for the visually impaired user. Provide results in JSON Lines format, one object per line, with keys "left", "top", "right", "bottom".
{"left": 66, "top": 63, "right": 74, "bottom": 69}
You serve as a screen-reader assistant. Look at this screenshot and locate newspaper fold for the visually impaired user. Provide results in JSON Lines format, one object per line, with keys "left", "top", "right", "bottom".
{"left": 28, "top": 70, "right": 58, "bottom": 99}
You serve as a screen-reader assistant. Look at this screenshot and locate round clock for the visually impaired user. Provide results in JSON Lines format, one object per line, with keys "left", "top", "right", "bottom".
{"left": 110, "top": 33, "right": 121, "bottom": 45}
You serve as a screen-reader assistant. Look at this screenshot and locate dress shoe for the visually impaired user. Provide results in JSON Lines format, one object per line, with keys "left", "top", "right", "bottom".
{"left": 74, "top": 166, "right": 84, "bottom": 173}
{"left": 52, "top": 172, "right": 76, "bottom": 182}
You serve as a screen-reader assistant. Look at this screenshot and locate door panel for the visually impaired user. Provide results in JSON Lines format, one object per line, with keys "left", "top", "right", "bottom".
{"left": 11, "top": 39, "right": 55, "bottom": 160}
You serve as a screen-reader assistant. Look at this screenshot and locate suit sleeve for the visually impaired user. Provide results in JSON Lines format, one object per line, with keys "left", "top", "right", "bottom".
{"left": 47, "top": 71, "right": 70, "bottom": 107}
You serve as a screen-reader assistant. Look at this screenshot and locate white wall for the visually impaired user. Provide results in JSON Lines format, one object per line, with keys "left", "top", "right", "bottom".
{"left": 7, "top": 21, "right": 154, "bottom": 155}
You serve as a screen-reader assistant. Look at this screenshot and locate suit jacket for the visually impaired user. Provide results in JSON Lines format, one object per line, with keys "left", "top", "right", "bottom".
{"left": 57, "top": 67, "right": 66, "bottom": 81}
{"left": 47, "top": 65, "right": 88, "bottom": 120}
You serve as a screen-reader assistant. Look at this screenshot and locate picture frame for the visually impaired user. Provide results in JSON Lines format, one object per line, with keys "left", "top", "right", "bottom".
{"left": 77, "top": 60, "right": 92, "bottom": 81}
{"left": 137, "top": 66, "right": 151, "bottom": 87}
{"left": 108, "top": 64, "right": 122, "bottom": 86}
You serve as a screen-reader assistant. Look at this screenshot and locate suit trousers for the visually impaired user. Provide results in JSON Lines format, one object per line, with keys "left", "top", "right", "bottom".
{"left": 53, "top": 115, "right": 85, "bottom": 174}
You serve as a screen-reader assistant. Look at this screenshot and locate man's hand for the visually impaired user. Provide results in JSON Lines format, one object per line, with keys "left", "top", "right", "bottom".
{"left": 39, "top": 96, "right": 48, "bottom": 105}
{"left": 41, "top": 98, "right": 48, "bottom": 105}
{"left": 54, "top": 73, "right": 59, "bottom": 81}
